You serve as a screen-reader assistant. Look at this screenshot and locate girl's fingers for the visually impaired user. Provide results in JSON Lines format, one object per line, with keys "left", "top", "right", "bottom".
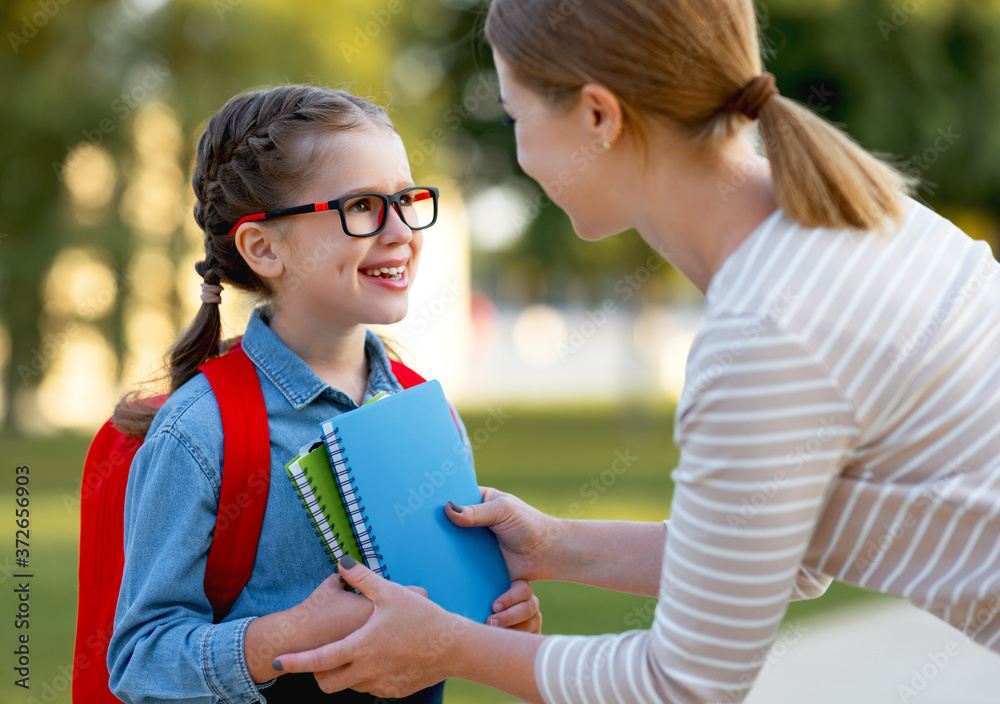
{"left": 491, "top": 579, "right": 533, "bottom": 613}
{"left": 486, "top": 594, "right": 540, "bottom": 628}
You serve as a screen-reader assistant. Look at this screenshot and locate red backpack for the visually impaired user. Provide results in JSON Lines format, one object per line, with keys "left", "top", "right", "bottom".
{"left": 73, "top": 345, "right": 426, "bottom": 703}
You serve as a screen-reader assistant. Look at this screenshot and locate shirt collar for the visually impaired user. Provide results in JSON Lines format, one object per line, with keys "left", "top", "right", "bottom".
{"left": 240, "top": 305, "right": 402, "bottom": 411}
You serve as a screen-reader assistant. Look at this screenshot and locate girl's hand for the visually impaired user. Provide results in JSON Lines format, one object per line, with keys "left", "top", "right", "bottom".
{"left": 446, "top": 487, "right": 560, "bottom": 582}
{"left": 274, "top": 558, "right": 469, "bottom": 698}
{"left": 487, "top": 579, "right": 542, "bottom": 633}
{"left": 245, "top": 573, "right": 373, "bottom": 683}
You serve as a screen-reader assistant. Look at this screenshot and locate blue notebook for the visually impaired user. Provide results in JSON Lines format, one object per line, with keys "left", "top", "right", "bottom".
{"left": 320, "top": 380, "right": 511, "bottom": 624}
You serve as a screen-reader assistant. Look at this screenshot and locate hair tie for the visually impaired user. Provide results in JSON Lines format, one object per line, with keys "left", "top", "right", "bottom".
{"left": 725, "top": 73, "right": 779, "bottom": 121}
{"left": 200, "top": 282, "right": 223, "bottom": 305}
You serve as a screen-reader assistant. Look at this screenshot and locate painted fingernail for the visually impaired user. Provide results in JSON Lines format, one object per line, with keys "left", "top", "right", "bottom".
{"left": 272, "top": 660, "right": 284, "bottom": 671}
{"left": 448, "top": 501, "right": 463, "bottom": 513}
{"left": 339, "top": 555, "right": 357, "bottom": 570}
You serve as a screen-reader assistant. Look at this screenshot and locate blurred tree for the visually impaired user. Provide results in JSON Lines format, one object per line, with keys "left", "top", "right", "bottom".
{"left": 1, "top": 0, "right": 999, "bottom": 433}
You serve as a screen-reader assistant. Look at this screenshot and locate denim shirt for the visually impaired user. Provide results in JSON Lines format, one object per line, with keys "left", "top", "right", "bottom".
{"left": 108, "top": 306, "right": 472, "bottom": 704}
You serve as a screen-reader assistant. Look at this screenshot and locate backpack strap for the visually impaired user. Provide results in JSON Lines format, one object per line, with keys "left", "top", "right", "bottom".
{"left": 199, "top": 346, "right": 270, "bottom": 622}
{"left": 390, "top": 359, "right": 462, "bottom": 431}
{"left": 389, "top": 359, "right": 427, "bottom": 389}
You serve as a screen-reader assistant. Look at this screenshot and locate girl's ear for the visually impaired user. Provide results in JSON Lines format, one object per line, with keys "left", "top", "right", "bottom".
{"left": 234, "top": 223, "right": 284, "bottom": 280}
{"left": 578, "top": 83, "right": 624, "bottom": 147}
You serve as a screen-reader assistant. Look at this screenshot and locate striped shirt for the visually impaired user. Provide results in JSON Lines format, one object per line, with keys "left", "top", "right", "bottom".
{"left": 535, "top": 197, "right": 1000, "bottom": 703}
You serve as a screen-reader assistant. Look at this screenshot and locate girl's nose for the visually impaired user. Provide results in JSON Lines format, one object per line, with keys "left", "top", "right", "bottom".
{"left": 377, "top": 202, "right": 413, "bottom": 244}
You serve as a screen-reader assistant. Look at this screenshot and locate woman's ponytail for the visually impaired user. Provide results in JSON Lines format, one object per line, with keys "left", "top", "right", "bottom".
{"left": 486, "top": 0, "right": 917, "bottom": 233}
{"left": 758, "top": 96, "right": 915, "bottom": 232}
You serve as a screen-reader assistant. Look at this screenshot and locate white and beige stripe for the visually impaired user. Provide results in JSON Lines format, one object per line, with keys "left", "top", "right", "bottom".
{"left": 536, "top": 198, "right": 1000, "bottom": 703}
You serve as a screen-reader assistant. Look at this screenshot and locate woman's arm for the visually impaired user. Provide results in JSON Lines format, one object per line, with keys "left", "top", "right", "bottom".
{"left": 274, "top": 558, "right": 546, "bottom": 703}
{"left": 447, "top": 493, "right": 666, "bottom": 596}
{"left": 276, "top": 328, "right": 861, "bottom": 704}
{"left": 449, "top": 493, "right": 827, "bottom": 602}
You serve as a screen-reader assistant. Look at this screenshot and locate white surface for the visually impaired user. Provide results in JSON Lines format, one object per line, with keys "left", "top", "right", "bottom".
{"left": 745, "top": 599, "right": 1000, "bottom": 704}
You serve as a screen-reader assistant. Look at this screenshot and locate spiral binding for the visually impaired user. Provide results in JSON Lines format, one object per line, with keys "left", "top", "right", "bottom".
{"left": 321, "top": 423, "right": 388, "bottom": 578}
{"left": 286, "top": 454, "right": 348, "bottom": 566}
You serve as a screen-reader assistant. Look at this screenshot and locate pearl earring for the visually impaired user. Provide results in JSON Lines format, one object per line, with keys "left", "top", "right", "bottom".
{"left": 602, "top": 140, "right": 611, "bottom": 151}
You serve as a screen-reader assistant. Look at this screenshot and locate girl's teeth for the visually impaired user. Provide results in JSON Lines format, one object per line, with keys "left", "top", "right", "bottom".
{"left": 364, "top": 266, "right": 404, "bottom": 279}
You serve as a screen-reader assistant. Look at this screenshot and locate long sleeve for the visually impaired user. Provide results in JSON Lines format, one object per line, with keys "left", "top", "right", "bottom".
{"left": 534, "top": 323, "right": 860, "bottom": 703}
{"left": 108, "top": 423, "right": 264, "bottom": 704}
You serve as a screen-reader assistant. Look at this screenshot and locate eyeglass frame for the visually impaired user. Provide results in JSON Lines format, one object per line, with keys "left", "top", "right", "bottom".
{"left": 227, "top": 186, "right": 440, "bottom": 237}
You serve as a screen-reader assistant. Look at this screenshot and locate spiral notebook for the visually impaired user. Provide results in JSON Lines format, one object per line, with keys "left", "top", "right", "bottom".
{"left": 284, "top": 439, "right": 365, "bottom": 567}
{"left": 319, "top": 380, "right": 510, "bottom": 624}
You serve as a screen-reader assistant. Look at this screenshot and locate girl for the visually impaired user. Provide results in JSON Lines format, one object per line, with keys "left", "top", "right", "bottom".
{"left": 107, "top": 85, "right": 540, "bottom": 704}
{"left": 272, "top": 1, "right": 1000, "bottom": 703}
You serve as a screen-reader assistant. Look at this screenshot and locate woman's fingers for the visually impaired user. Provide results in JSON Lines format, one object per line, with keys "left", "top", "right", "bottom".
{"left": 273, "top": 633, "right": 357, "bottom": 674}
{"left": 446, "top": 497, "right": 505, "bottom": 528}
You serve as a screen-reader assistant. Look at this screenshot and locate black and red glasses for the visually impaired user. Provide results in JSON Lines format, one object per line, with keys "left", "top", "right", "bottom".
{"left": 228, "top": 186, "right": 439, "bottom": 237}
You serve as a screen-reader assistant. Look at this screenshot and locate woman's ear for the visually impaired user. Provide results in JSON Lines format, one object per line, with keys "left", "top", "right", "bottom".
{"left": 234, "top": 223, "right": 284, "bottom": 280}
{"left": 579, "top": 83, "right": 625, "bottom": 147}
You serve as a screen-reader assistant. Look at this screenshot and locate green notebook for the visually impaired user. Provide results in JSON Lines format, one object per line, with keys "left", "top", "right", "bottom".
{"left": 284, "top": 439, "right": 364, "bottom": 568}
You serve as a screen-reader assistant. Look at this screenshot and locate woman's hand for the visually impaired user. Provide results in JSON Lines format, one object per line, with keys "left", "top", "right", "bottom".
{"left": 245, "top": 573, "right": 373, "bottom": 683}
{"left": 488, "top": 579, "right": 542, "bottom": 633}
{"left": 446, "top": 487, "right": 561, "bottom": 582}
{"left": 273, "top": 557, "right": 471, "bottom": 698}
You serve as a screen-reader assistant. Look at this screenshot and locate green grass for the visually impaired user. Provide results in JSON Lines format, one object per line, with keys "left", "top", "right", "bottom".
{"left": 0, "top": 405, "right": 885, "bottom": 704}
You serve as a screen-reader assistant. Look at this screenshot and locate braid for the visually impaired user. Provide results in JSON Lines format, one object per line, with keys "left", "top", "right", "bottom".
{"left": 113, "top": 85, "right": 395, "bottom": 438}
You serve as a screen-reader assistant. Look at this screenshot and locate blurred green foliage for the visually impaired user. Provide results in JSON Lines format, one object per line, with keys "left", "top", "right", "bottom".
{"left": 2, "top": 0, "right": 1000, "bottom": 432}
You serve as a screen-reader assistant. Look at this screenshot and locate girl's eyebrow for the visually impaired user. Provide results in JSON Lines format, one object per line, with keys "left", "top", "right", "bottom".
{"left": 337, "top": 183, "right": 415, "bottom": 197}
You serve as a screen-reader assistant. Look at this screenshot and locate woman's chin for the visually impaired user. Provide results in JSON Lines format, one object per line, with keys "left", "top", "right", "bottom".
{"left": 570, "top": 217, "right": 617, "bottom": 242}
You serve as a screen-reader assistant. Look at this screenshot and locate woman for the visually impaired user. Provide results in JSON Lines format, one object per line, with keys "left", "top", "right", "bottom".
{"left": 274, "top": 1, "right": 1000, "bottom": 702}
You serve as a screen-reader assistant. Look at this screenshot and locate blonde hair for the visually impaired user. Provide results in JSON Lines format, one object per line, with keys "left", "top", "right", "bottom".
{"left": 485, "top": 0, "right": 915, "bottom": 231}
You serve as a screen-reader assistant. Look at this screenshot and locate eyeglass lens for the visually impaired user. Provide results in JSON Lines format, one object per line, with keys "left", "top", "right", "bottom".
{"left": 341, "top": 188, "right": 436, "bottom": 236}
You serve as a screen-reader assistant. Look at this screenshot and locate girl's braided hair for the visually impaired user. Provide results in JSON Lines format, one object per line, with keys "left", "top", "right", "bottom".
{"left": 114, "top": 86, "right": 394, "bottom": 438}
